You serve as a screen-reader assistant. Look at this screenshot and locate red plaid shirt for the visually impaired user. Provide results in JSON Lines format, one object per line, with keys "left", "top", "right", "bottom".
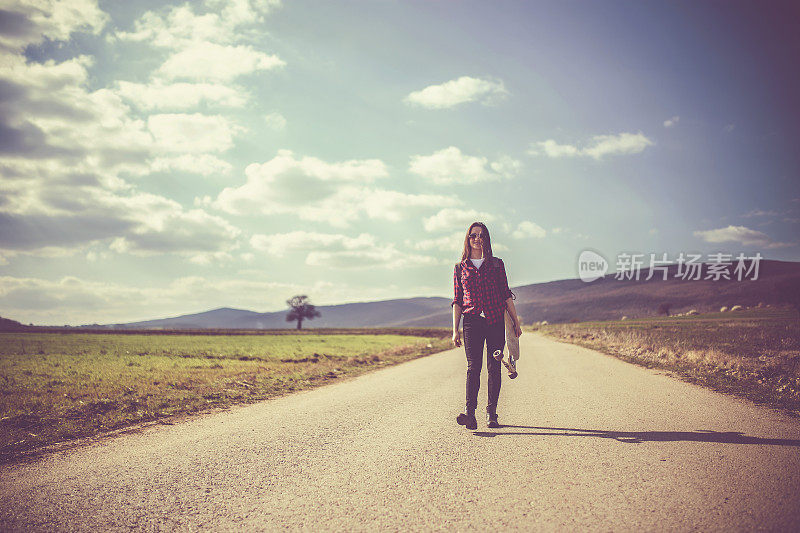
{"left": 452, "top": 257, "right": 513, "bottom": 325}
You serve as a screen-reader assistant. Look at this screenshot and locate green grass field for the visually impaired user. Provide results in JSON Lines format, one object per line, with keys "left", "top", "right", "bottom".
{"left": 538, "top": 307, "right": 800, "bottom": 414}
{"left": 0, "top": 330, "right": 451, "bottom": 460}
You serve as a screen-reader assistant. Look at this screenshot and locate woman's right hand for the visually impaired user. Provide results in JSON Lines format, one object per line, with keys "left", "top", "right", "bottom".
{"left": 452, "top": 330, "right": 462, "bottom": 347}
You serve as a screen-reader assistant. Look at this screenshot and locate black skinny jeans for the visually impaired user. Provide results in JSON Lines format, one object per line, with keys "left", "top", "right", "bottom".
{"left": 462, "top": 313, "right": 505, "bottom": 414}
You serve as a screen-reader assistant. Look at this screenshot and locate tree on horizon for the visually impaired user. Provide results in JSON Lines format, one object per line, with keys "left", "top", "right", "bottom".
{"left": 286, "top": 295, "right": 321, "bottom": 330}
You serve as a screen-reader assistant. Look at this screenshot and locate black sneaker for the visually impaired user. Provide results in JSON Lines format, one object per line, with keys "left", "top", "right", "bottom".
{"left": 456, "top": 412, "right": 478, "bottom": 430}
{"left": 487, "top": 412, "right": 500, "bottom": 428}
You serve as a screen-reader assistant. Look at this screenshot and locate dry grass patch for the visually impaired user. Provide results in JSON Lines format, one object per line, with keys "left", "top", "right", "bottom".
{"left": 537, "top": 308, "right": 800, "bottom": 414}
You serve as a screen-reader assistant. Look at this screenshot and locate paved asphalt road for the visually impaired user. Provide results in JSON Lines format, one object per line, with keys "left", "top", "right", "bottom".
{"left": 2, "top": 333, "right": 800, "bottom": 531}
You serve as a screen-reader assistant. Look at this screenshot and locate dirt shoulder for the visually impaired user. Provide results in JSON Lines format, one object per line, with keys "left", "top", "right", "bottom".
{"left": 536, "top": 308, "right": 800, "bottom": 416}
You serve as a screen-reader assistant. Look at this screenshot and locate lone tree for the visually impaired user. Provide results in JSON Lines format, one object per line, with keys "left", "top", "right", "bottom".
{"left": 657, "top": 302, "right": 672, "bottom": 316}
{"left": 286, "top": 295, "right": 321, "bottom": 330}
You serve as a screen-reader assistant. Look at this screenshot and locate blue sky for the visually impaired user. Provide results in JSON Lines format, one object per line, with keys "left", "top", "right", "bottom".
{"left": 1, "top": 0, "right": 798, "bottom": 325}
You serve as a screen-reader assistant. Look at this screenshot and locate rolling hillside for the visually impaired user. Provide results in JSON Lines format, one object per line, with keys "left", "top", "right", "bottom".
{"left": 108, "top": 297, "right": 452, "bottom": 330}
{"left": 508, "top": 258, "right": 800, "bottom": 325}
{"left": 85, "top": 259, "right": 800, "bottom": 330}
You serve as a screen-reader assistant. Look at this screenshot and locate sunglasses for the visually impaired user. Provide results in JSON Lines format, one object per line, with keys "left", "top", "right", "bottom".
{"left": 469, "top": 233, "right": 484, "bottom": 240}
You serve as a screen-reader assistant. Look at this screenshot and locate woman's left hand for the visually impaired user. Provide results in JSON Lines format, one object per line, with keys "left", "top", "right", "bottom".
{"left": 514, "top": 322, "right": 523, "bottom": 338}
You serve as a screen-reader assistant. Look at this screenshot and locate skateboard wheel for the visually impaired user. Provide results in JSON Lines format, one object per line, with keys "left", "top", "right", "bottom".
{"left": 509, "top": 372, "right": 518, "bottom": 379}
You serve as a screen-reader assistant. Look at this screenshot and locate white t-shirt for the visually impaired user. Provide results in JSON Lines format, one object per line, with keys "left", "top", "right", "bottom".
{"left": 470, "top": 258, "right": 485, "bottom": 269}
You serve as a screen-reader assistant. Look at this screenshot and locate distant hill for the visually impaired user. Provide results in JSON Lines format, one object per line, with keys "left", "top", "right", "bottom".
{"left": 343, "top": 259, "right": 799, "bottom": 327}
{"left": 86, "top": 259, "right": 799, "bottom": 330}
{"left": 105, "top": 297, "right": 452, "bottom": 330}
{"left": 509, "top": 258, "right": 800, "bottom": 324}
{"left": 0, "top": 316, "right": 31, "bottom": 331}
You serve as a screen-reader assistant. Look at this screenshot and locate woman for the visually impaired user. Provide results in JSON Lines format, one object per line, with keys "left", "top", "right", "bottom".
{"left": 451, "top": 222, "right": 522, "bottom": 429}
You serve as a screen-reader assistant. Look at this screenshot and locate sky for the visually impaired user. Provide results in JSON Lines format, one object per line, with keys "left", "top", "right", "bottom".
{"left": 1, "top": 0, "right": 799, "bottom": 325}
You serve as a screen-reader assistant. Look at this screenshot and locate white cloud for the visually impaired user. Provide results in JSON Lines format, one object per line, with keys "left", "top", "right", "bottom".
{"left": 0, "top": 0, "right": 108, "bottom": 51}
{"left": 511, "top": 221, "right": 546, "bottom": 239}
{"left": 93, "top": 193, "right": 242, "bottom": 258}
{"left": 742, "top": 209, "right": 779, "bottom": 218}
{"left": 250, "top": 231, "right": 441, "bottom": 270}
{"left": 86, "top": 250, "right": 110, "bottom": 262}
{"left": 115, "top": 0, "right": 281, "bottom": 49}
{"left": 0, "top": 52, "right": 243, "bottom": 261}
{"left": 408, "top": 228, "right": 508, "bottom": 254}
{"left": 409, "top": 147, "right": 520, "bottom": 184}
{"left": 157, "top": 42, "right": 285, "bottom": 82}
{"left": 355, "top": 188, "right": 457, "bottom": 221}
{"left": 693, "top": 225, "right": 795, "bottom": 249}
{"left": 150, "top": 154, "right": 233, "bottom": 176}
{"left": 548, "top": 227, "right": 590, "bottom": 240}
{"left": 305, "top": 246, "right": 442, "bottom": 270}
{"left": 250, "top": 231, "right": 376, "bottom": 257}
{"left": 0, "top": 186, "right": 242, "bottom": 260}
{"left": 242, "top": 149, "right": 385, "bottom": 187}
{"left": 527, "top": 140, "right": 580, "bottom": 158}
{"left": 405, "top": 232, "right": 464, "bottom": 252}
{"left": 210, "top": 150, "right": 444, "bottom": 226}
{"left": 113, "top": 0, "right": 284, "bottom": 83}
{"left": 423, "top": 208, "right": 495, "bottom": 233}
{"left": 115, "top": 81, "right": 248, "bottom": 110}
{"left": 1, "top": 55, "right": 155, "bottom": 161}
{"left": 405, "top": 76, "right": 508, "bottom": 109}
{"left": 0, "top": 49, "right": 250, "bottom": 261}
{"left": 265, "top": 112, "right": 287, "bottom": 130}
{"left": 205, "top": 0, "right": 282, "bottom": 27}
{"left": 187, "top": 251, "right": 235, "bottom": 265}
{"left": 0, "top": 5, "right": 273, "bottom": 192}
{"left": 4, "top": 52, "right": 91, "bottom": 86}
{"left": 490, "top": 155, "right": 523, "bottom": 177}
{"left": 528, "top": 132, "right": 653, "bottom": 160}
{"left": 663, "top": 116, "right": 680, "bottom": 128}
{"left": 583, "top": 133, "right": 653, "bottom": 159}
{"left": 115, "top": 5, "right": 221, "bottom": 48}
{"left": 147, "top": 113, "right": 242, "bottom": 153}
{"left": 209, "top": 165, "right": 459, "bottom": 223}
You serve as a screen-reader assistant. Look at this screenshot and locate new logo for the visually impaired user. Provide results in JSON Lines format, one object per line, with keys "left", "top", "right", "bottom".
{"left": 578, "top": 250, "right": 608, "bottom": 282}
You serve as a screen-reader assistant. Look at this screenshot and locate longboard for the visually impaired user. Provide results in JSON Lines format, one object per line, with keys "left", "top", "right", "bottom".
{"left": 492, "top": 349, "right": 517, "bottom": 379}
